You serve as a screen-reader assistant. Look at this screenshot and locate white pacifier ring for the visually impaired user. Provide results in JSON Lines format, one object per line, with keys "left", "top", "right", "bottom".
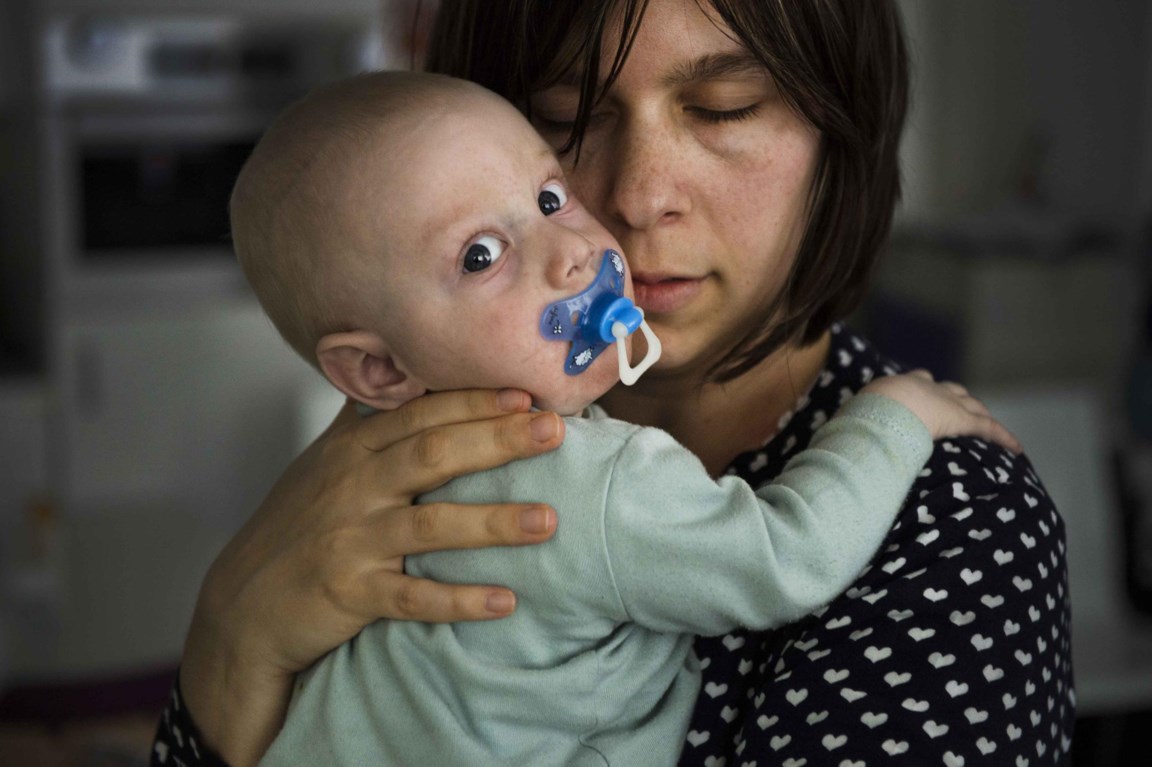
{"left": 613, "top": 312, "right": 662, "bottom": 386}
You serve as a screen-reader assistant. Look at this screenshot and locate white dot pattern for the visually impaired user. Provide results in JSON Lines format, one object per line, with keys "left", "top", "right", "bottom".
{"left": 681, "top": 325, "right": 1075, "bottom": 766}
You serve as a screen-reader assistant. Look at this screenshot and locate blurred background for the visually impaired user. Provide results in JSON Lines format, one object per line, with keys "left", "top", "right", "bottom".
{"left": 0, "top": 0, "right": 1149, "bottom": 764}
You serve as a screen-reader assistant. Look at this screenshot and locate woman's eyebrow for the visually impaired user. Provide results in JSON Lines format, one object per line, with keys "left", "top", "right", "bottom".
{"left": 663, "top": 52, "right": 766, "bottom": 87}
{"left": 538, "top": 51, "right": 765, "bottom": 92}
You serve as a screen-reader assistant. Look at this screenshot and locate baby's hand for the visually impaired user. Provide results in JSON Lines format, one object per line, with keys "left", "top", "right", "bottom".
{"left": 862, "top": 370, "right": 1022, "bottom": 453}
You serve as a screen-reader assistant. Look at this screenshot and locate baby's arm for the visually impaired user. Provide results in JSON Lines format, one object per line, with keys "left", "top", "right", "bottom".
{"left": 862, "top": 369, "right": 1020, "bottom": 451}
{"left": 604, "top": 372, "right": 1014, "bottom": 635}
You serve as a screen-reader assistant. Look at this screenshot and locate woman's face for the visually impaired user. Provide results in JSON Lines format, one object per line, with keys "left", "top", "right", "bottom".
{"left": 529, "top": 0, "right": 820, "bottom": 380}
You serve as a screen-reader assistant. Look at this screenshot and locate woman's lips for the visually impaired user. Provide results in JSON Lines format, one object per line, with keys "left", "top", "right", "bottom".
{"left": 631, "top": 276, "right": 703, "bottom": 315}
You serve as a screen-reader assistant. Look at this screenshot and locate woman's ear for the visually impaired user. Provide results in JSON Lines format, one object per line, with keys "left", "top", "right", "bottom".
{"left": 316, "top": 331, "right": 427, "bottom": 410}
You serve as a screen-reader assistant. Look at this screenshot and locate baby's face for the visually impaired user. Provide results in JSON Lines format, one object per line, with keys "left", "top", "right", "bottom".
{"left": 353, "top": 91, "right": 630, "bottom": 415}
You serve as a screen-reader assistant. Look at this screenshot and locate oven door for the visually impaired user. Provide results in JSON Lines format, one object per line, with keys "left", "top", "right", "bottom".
{"left": 45, "top": 105, "right": 275, "bottom": 303}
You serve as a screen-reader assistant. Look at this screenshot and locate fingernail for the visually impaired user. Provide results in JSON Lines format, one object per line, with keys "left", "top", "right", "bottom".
{"left": 497, "top": 388, "right": 527, "bottom": 411}
{"left": 486, "top": 591, "right": 516, "bottom": 614}
{"left": 529, "top": 412, "right": 558, "bottom": 442}
{"left": 520, "top": 506, "right": 554, "bottom": 535}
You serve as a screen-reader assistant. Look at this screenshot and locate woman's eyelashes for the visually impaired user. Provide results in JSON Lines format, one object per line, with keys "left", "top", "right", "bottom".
{"left": 462, "top": 235, "right": 506, "bottom": 273}
{"left": 533, "top": 114, "right": 576, "bottom": 133}
{"left": 531, "top": 111, "right": 610, "bottom": 141}
{"left": 688, "top": 103, "right": 762, "bottom": 124}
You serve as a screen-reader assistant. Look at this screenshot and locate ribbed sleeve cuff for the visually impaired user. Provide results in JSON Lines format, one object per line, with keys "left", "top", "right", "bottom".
{"left": 834, "top": 391, "right": 934, "bottom": 470}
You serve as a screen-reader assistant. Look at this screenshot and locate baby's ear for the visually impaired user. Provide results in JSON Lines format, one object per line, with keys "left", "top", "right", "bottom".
{"left": 316, "top": 331, "right": 427, "bottom": 410}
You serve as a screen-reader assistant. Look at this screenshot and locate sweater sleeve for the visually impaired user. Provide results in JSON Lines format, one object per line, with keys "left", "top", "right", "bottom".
{"left": 151, "top": 675, "right": 231, "bottom": 767}
{"left": 603, "top": 392, "right": 932, "bottom": 635}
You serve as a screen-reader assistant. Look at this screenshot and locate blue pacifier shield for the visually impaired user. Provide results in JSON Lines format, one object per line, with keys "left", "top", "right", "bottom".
{"left": 540, "top": 250, "right": 642, "bottom": 375}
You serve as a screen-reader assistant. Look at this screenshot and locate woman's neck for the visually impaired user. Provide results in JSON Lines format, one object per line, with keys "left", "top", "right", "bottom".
{"left": 599, "top": 330, "right": 832, "bottom": 477}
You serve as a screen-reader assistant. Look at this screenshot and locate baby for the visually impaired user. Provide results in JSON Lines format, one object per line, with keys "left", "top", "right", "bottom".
{"left": 232, "top": 71, "right": 1002, "bottom": 766}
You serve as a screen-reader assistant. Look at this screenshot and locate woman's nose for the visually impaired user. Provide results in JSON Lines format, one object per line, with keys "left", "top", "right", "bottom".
{"left": 603, "top": 115, "right": 690, "bottom": 231}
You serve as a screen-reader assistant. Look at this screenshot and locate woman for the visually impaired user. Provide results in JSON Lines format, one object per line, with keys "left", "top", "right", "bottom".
{"left": 153, "top": 1, "right": 1074, "bottom": 765}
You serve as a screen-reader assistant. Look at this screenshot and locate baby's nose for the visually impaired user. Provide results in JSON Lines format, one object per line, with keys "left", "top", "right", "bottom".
{"left": 548, "top": 240, "right": 598, "bottom": 288}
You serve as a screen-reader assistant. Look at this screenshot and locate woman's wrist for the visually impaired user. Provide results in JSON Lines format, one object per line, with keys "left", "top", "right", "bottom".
{"left": 179, "top": 573, "right": 295, "bottom": 767}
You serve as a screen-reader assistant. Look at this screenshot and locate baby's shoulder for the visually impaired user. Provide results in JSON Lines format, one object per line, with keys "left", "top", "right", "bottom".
{"left": 568, "top": 405, "right": 660, "bottom": 445}
{"left": 565, "top": 406, "right": 697, "bottom": 470}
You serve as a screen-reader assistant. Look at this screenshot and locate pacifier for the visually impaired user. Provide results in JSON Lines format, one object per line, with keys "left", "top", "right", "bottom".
{"left": 539, "top": 250, "right": 662, "bottom": 386}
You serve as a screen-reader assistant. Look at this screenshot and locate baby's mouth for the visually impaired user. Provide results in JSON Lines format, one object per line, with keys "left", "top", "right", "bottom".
{"left": 539, "top": 250, "right": 662, "bottom": 385}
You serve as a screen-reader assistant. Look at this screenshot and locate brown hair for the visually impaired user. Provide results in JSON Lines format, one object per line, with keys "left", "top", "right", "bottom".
{"left": 426, "top": 0, "right": 909, "bottom": 381}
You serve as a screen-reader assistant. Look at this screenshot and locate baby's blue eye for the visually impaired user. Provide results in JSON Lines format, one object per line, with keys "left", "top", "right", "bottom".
{"left": 463, "top": 235, "right": 506, "bottom": 273}
{"left": 538, "top": 182, "right": 568, "bottom": 215}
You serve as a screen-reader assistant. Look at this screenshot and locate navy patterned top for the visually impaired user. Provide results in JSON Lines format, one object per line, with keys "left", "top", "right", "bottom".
{"left": 679, "top": 325, "right": 1074, "bottom": 765}
{"left": 151, "top": 324, "right": 1074, "bottom": 766}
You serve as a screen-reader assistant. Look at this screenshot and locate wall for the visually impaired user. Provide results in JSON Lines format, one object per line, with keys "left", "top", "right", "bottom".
{"left": 889, "top": 1, "right": 1152, "bottom": 741}
{"left": 0, "top": 0, "right": 387, "bottom": 690}
{"left": 883, "top": 0, "right": 1151, "bottom": 398}
{"left": 897, "top": 0, "right": 1151, "bottom": 228}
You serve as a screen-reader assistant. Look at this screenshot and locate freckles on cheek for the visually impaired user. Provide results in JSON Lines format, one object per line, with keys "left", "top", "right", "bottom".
{"left": 763, "top": 135, "right": 820, "bottom": 226}
{"left": 714, "top": 153, "right": 781, "bottom": 231}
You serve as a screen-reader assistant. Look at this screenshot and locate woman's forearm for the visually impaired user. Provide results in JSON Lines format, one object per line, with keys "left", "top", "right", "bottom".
{"left": 179, "top": 571, "right": 295, "bottom": 767}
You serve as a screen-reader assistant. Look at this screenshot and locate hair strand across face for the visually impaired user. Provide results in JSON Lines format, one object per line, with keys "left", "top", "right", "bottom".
{"left": 427, "top": 0, "right": 908, "bottom": 381}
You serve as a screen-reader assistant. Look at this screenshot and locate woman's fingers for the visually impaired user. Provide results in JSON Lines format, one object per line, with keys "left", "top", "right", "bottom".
{"left": 379, "top": 501, "right": 557, "bottom": 556}
{"left": 356, "top": 388, "right": 533, "bottom": 451}
{"left": 339, "top": 502, "right": 555, "bottom": 623}
{"left": 368, "top": 571, "right": 519, "bottom": 623}
{"left": 375, "top": 410, "right": 565, "bottom": 497}
{"left": 352, "top": 388, "right": 565, "bottom": 498}
{"left": 310, "top": 502, "right": 552, "bottom": 626}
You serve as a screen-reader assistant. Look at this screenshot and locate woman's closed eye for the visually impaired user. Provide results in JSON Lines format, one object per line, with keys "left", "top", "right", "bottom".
{"left": 686, "top": 103, "right": 762, "bottom": 124}
{"left": 532, "top": 113, "right": 576, "bottom": 134}
{"left": 462, "top": 235, "right": 507, "bottom": 273}
{"left": 530, "top": 109, "right": 612, "bottom": 143}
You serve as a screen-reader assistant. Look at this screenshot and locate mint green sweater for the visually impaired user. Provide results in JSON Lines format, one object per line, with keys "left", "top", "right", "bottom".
{"left": 261, "top": 393, "right": 930, "bottom": 766}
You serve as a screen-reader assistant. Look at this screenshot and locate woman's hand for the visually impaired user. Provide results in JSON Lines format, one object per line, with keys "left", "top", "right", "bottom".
{"left": 179, "top": 389, "right": 564, "bottom": 766}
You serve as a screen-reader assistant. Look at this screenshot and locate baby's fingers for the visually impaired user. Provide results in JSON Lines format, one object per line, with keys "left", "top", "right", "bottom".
{"left": 958, "top": 393, "right": 991, "bottom": 419}
{"left": 968, "top": 412, "right": 1022, "bottom": 455}
{"left": 942, "top": 381, "right": 970, "bottom": 397}
{"left": 952, "top": 391, "right": 1020, "bottom": 451}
